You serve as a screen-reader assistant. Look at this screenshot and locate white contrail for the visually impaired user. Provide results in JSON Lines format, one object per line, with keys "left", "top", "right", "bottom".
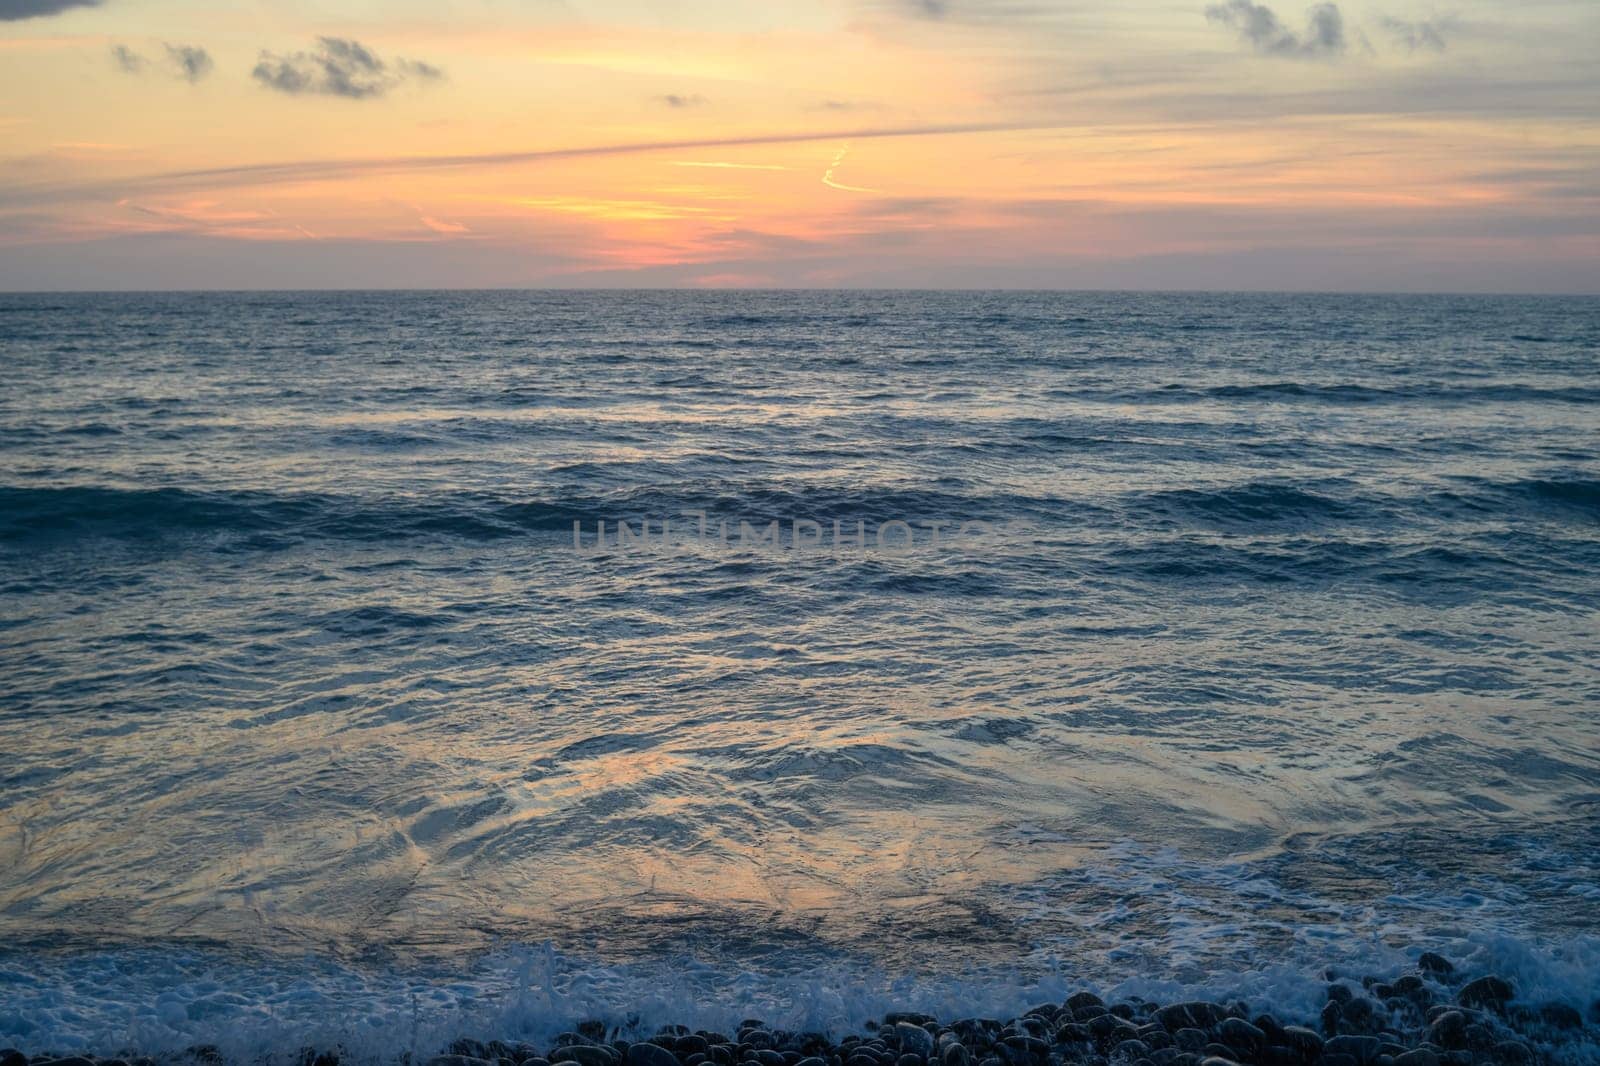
{"left": 821, "top": 144, "right": 878, "bottom": 193}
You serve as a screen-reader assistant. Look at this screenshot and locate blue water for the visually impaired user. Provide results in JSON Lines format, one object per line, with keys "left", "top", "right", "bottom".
{"left": 1, "top": 291, "right": 1597, "bottom": 1056}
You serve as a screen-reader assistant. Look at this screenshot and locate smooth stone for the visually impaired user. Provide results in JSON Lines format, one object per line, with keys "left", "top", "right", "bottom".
{"left": 1154, "top": 1004, "right": 1223, "bottom": 1032}
{"left": 1065, "top": 993, "right": 1104, "bottom": 1012}
{"left": 1491, "top": 1042, "right": 1532, "bottom": 1064}
{"left": 1321, "top": 1056, "right": 1359, "bottom": 1066}
{"left": 1216, "top": 1019, "right": 1264, "bottom": 1052}
{"left": 1324, "top": 1035, "right": 1381, "bottom": 1064}
{"left": 553, "top": 1047, "right": 617, "bottom": 1066}
{"left": 1197, "top": 1057, "right": 1242, "bottom": 1066}
{"left": 425, "top": 1057, "right": 495, "bottom": 1066}
{"left": 1392, "top": 1052, "right": 1438, "bottom": 1066}
{"left": 892, "top": 1026, "right": 933, "bottom": 1060}
{"left": 894, "top": 1055, "right": 920, "bottom": 1066}
{"left": 1173, "top": 1030, "right": 1208, "bottom": 1052}
{"left": 35, "top": 1059, "right": 96, "bottom": 1066}
{"left": 1457, "top": 976, "right": 1514, "bottom": 1010}
{"left": 1417, "top": 953, "right": 1454, "bottom": 978}
{"left": 939, "top": 1044, "right": 969, "bottom": 1066}
{"left": 627, "top": 1045, "right": 679, "bottom": 1066}
{"left": 1281, "top": 1026, "right": 1323, "bottom": 1056}
{"left": 1053, "top": 1024, "right": 1090, "bottom": 1045}
{"left": 1111, "top": 1040, "right": 1150, "bottom": 1061}
{"left": 1538, "top": 1002, "right": 1583, "bottom": 1030}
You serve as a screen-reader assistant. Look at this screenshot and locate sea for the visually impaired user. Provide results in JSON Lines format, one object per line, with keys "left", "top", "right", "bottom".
{"left": 0, "top": 290, "right": 1597, "bottom": 1059}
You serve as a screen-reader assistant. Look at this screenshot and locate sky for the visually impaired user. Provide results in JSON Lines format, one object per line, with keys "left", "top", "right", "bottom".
{"left": 0, "top": 0, "right": 1596, "bottom": 290}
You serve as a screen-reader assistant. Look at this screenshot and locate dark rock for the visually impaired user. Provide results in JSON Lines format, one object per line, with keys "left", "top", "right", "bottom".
{"left": 1417, "top": 954, "right": 1454, "bottom": 978}
{"left": 0, "top": 1051, "right": 23, "bottom": 1066}
{"left": 1537, "top": 1001, "right": 1583, "bottom": 1030}
{"left": 1007, "top": 1018, "right": 1049, "bottom": 1042}
{"left": 1321, "top": 1056, "right": 1359, "bottom": 1066}
{"left": 1200, "top": 1047, "right": 1235, "bottom": 1062}
{"left": 1216, "top": 1019, "right": 1264, "bottom": 1055}
{"left": 741, "top": 1035, "right": 776, "bottom": 1053}
{"left": 1322, "top": 1003, "right": 1344, "bottom": 1036}
{"left": 1066, "top": 993, "right": 1105, "bottom": 1012}
{"left": 1053, "top": 1024, "right": 1090, "bottom": 1046}
{"left": 1281, "top": 1026, "right": 1322, "bottom": 1057}
{"left": 1339, "top": 998, "right": 1379, "bottom": 1035}
{"left": 628, "top": 1044, "right": 680, "bottom": 1066}
{"left": 1154, "top": 1004, "right": 1223, "bottom": 1032}
{"left": 553, "top": 1046, "right": 618, "bottom": 1066}
{"left": 36, "top": 1059, "right": 96, "bottom": 1066}
{"left": 1172, "top": 1031, "right": 1208, "bottom": 1053}
{"left": 1391, "top": 1052, "right": 1438, "bottom": 1066}
{"left": 892, "top": 1026, "right": 933, "bottom": 1061}
{"left": 1391, "top": 975, "right": 1425, "bottom": 997}
{"left": 894, "top": 1055, "right": 920, "bottom": 1066}
{"left": 1327, "top": 985, "right": 1355, "bottom": 1006}
{"left": 1426, "top": 1015, "right": 1470, "bottom": 1053}
{"left": 1111, "top": 1039, "right": 1150, "bottom": 1061}
{"left": 426, "top": 1057, "right": 495, "bottom": 1066}
{"left": 997, "top": 1036, "right": 1045, "bottom": 1061}
{"left": 1251, "top": 1015, "right": 1285, "bottom": 1043}
{"left": 1324, "top": 1035, "right": 1380, "bottom": 1064}
{"left": 939, "top": 1044, "right": 969, "bottom": 1066}
{"left": 1492, "top": 1042, "right": 1532, "bottom": 1064}
{"left": 1110, "top": 1004, "right": 1137, "bottom": 1021}
{"left": 1074, "top": 1005, "right": 1109, "bottom": 1022}
{"left": 1457, "top": 977, "right": 1514, "bottom": 1011}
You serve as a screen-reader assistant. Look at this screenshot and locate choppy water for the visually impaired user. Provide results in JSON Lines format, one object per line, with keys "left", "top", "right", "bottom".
{"left": 1, "top": 291, "right": 1597, "bottom": 1055}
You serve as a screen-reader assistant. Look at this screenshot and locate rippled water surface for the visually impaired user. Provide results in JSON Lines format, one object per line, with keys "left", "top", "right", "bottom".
{"left": 1, "top": 291, "right": 1597, "bottom": 1050}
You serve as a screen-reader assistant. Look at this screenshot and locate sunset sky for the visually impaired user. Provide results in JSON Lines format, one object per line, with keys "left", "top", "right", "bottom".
{"left": 1, "top": 0, "right": 1596, "bottom": 290}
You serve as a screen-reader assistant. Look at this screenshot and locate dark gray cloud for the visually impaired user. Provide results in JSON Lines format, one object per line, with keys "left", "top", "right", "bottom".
{"left": 252, "top": 37, "right": 443, "bottom": 100}
{"left": 110, "top": 44, "right": 145, "bottom": 73}
{"left": 657, "top": 94, "right": 707, "bottom": 108}
{"left": 166, "top": 44, "right": 214, "bottom": 83}
{"left": 1205, "top": 0, "right": 1346, "bottom": 58}
{"left": 1380, "top": 14, "right": 1454, "bottom": 52}
{"left": 110, "top": 42, "right": 215, "bottom": 83}
{"left": 0, "top": 0, "right": 98, "bottom": 20}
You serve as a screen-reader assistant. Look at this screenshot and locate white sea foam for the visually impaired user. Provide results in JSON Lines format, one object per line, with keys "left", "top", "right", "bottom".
{"left": 3, "top": 929, "right": 1598, "bottom": 1063}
